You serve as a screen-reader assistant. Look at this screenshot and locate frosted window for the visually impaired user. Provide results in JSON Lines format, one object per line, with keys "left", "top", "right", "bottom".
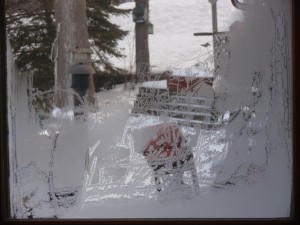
{"left": 6, "top": 0, "right": 292, "bottom": 219}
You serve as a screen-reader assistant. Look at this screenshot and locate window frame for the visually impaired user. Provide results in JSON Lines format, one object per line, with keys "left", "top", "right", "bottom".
{"left": 0, "top": 0, "right": 298, "bottom": 223}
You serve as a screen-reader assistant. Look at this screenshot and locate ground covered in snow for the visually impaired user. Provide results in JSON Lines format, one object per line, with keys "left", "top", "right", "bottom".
{"left": 11, "top": 83, "right": 290, "bottom": 219}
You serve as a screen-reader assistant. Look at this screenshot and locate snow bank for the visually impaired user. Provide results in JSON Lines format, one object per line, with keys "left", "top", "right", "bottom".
{"left": 142, "top": 80, "right": 167, "bottom": 89}
{"left": 169, "top": 67, "right": 213, "bottom": 78}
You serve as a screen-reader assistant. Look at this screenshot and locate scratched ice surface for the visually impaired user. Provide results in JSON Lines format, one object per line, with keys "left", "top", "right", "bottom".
{"left": 7, "top": 0, "right": 292, "bottom": 219}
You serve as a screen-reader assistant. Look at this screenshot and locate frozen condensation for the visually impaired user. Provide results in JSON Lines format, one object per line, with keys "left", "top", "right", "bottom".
{"left": 7, "top": 0, "right": 292, "bottom": 219}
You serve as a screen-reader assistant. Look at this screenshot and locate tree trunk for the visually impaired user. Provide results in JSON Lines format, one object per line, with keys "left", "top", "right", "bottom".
{"left": 54, "top": 0, "right": 96, "bottom": 108}
{"left": 135, "top": 0, "right": 150, "bottom": 83}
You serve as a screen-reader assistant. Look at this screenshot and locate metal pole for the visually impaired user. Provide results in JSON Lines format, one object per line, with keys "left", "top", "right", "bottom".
{"left": 121, "top": 48, "right": 127, "bottom": 88}
{"left": 208, "top": 0, "right": 219, "bottom": 121}
{"left": 208, "top": 0, "right": 218, "bottom": 75}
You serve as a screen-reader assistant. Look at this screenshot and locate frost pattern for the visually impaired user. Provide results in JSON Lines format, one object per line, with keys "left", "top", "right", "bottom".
{"left": 7, "top": 0, "right": 292, "bottom": 219}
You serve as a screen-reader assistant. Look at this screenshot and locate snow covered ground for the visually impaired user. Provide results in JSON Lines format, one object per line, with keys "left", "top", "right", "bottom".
{"left": 12, "top": 82, "right": 290, "bottom": 219}
{"left": 32, "top": 83, "right": 287, "bottom": 219}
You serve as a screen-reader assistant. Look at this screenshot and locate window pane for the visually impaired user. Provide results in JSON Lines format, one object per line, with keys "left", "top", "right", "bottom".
{"left": 6, "top": 0, "right": 292, "bottom": 219}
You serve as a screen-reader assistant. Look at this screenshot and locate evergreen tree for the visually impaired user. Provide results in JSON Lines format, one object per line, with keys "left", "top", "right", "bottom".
{"left": 6, "top": 0, "right": 55, "bottom": 91}
{"left": 6, "top": 0, "right": 130, "bottom": 91}
{"left": 87, "top": 0, "right": 130, "bottom": 74}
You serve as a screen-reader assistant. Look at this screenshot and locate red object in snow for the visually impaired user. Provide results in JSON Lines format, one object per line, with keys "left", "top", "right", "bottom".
{"left": 140, "top": 122, "right": 195, "bottom": 173}
{"left": 142, "top": 123, "right": 183, "bottom": 161}
{"left": 139, "top": 122, "right": 199, "bottom": 193}
{"left": 167, "top": 76, "right": 213, "bottom": 93}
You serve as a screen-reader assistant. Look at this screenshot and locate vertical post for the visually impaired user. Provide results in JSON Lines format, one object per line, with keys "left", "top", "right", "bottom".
{"left": 134, "top": 0, "right": 150, "bottom": 83}
{"left": 121, "top": 48, "right": 127, "bottom": 88}
{"left": 208, "top": 0, "right": 219, "bottom": 121}
{"left": 209, "top": 0, "right": 218, "bottom": 75}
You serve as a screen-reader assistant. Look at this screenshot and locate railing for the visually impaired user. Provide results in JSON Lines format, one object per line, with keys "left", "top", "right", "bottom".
{"left": 131, "top": 87, "right": 219, "bottom": 128}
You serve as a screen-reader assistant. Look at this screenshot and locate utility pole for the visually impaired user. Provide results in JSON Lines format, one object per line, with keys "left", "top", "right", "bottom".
{"left": 121, "top": 47, "right": 127, "bottom": 88}
{"left": 194, "top": 0, "right": 223, "bottom": 76}
{"left": 133, "top": 0, "right": 150, "bottom": 83}
{"left": 194, "top": 0, "right": 231, "bottom": 118}
{"left": 209, "top": 0, "right": 218, "bottom": 72}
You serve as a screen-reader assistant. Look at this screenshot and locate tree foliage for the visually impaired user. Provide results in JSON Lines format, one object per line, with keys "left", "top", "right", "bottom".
{"left": 6, "top": 0, "right": 55, "bottom": 90}
{"left": 87, "top": 0, "right": 130, "bottom": 74}
{"left": 6, "top": 0, "right": 130, "bottom": 91}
